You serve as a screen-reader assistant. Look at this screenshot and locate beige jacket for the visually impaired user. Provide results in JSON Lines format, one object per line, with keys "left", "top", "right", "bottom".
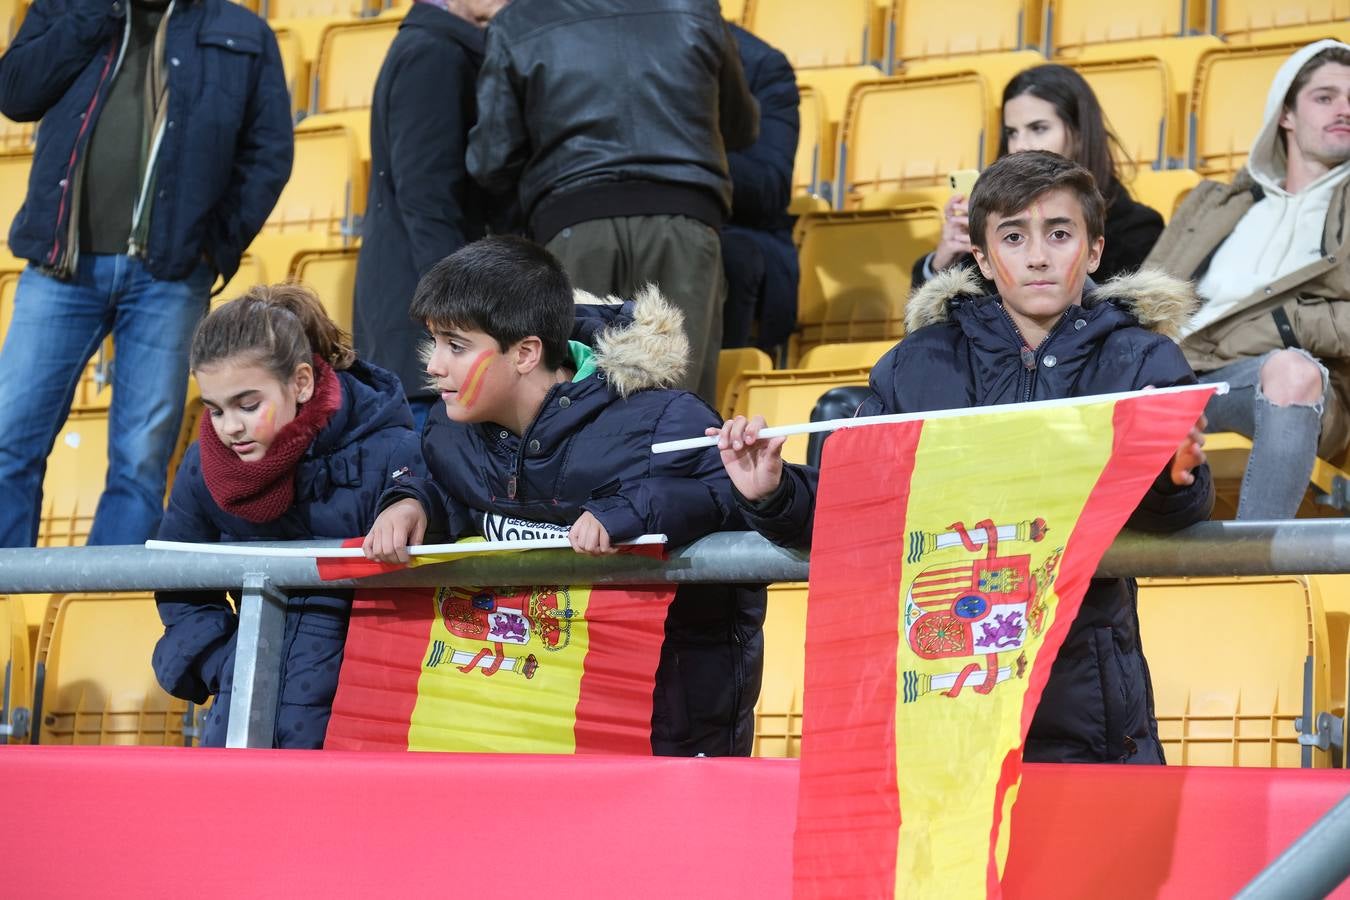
{"left": 1144, "top": 165, "right": 1350, "bottom": 457}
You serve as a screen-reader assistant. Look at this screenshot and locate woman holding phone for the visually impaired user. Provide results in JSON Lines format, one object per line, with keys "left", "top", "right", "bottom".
{"left": 911, "top": 64, "right": 1165, "bottom": 291}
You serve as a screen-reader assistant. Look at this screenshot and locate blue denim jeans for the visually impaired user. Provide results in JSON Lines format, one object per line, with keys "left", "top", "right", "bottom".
{"left": 1199, "top": 349, "right": 1330, "bottom": 520}
{"left": 0, "top": 255, "right": 211, "bottom": 547}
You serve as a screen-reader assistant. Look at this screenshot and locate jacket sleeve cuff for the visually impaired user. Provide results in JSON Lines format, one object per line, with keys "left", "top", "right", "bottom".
{"left": 732, "top": 473, "right": 795, "bottom": 518}
{"left": 582, "top": 495, "right": 646, "bottom": 543}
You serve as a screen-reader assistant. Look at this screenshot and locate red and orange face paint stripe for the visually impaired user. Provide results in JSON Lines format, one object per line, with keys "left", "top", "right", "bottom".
{"left": 457, "top": 350, "right": 495, "bottom": 409}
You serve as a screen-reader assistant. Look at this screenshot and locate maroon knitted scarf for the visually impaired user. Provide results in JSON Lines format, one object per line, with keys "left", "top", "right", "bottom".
{"left": 199, "top": 357, "right": 342, "bottom": 524}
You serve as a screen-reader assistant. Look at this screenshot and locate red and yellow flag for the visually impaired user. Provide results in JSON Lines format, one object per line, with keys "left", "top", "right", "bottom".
{"left": 792, "top": 387, "right": 1215, "bottom": 898}
{"left": 324, "top": 582, "right": 673, "bottom": 753}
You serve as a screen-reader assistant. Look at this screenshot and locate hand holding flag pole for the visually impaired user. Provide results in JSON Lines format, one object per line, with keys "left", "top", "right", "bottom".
{"left": 145, "top": 534, "right": 668, "bottom": 558}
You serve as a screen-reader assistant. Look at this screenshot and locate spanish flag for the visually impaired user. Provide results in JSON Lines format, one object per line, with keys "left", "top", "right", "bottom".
{"left": 792, "top": 387, "right": 1215, "bottom": 898}
{"left": 320, "top": 544, "right": 674, "bottom": 752}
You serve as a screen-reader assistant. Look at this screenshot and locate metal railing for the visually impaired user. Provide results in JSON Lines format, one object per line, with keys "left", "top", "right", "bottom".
{"left": 2, "top": 521, "right": 1349, "bottom": 896}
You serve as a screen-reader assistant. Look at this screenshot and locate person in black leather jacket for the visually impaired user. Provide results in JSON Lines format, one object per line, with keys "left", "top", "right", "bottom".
{"left": 466, "top": 0, "right": 759, "bottom": 403}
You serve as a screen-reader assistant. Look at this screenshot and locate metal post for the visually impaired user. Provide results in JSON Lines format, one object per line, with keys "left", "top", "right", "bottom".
{"left": 225, "top": 574, "right": 287, "bottom": 750}
{"left": 1236, "top": 792, "right": 1350, "bottom": 900}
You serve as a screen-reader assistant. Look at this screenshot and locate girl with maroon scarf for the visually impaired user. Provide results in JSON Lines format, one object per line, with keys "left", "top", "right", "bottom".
{"left": 151, "top": 284, "right": 420, "bottom": 748}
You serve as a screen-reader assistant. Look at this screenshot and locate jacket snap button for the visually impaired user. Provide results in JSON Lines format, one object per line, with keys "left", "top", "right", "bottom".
{"left": 167, "top": 120, "right": 175, "bottom": 129}
{"left": 226, "top": 38, "right": 235, "bottom": 47}
{"left": 559, "top": 396, "right": 571, "bottom": 408}
{"left": 58, "top": 178, "right": 67, "bottom": 187}
{"left": 561, "top": 227, "right": 572, "bottom": 238}
{"left": 1073, "top": 319, "right": 1085, "bottom": 330}
{"left": 528, "top": 439, "right": 541, "bottom": 452}
{"left": 498, "top": 430, "right": 508, "bottom": 440}
{"left": 170, "top": 57, "right": 180, "bottom": 66}
{"left": 1043, "top": 355, "right": 1058, "bottom": 368}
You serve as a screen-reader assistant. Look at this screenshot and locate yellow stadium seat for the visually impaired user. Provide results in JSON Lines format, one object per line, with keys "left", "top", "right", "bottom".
{"left": 1068, "top": 56, "right": 1169, "bottom": 170}
{"left": 720, "top": 0, "right": 748, "bottom": 24}
{"left": 889, "top": 0, "right": 1035, "bottom": 66}
{"left": 838, "top": 72, "right": 987, "bottom": 204}
{"left": 1, "top": 0, "right": 26, "bottom": 49}
{"left": 1204, "top": 431, "right": 1350, "bottom": 520}
{"left": 37, "top": 412, "right": 109, "bottom": 548}
{"left": 1138, "top": 575, "right": 1334, "bottom": 767}
{"left": 717, "top": 346, "right": 775, "bottom": 419}
{"left": 1211, "top": 0, "right": 1350, "bottom": 41}
{"left": 792, "top": 85, "right": 829, "bottom": 204}
{"left": 0, "top": 114, "right": 34, "bottom": 153}
{"left": 1192, "top": 42, "right": 1305, "bottom": 180}
{"left": 726, "top": 367, "right": 872, "bottom": 463}
{"left": 2, "top": 595, "right": 32, "bottom": 743}
{"left": 0, "top": 150, "right": 31, "bottom": 257}
{"left": 1235, "top": 21, "right": 1350, "bottom": 46}
{"left": 35, "top": 593, "right": 195, "bottom": 745}
{"left": 246, "top": 231, "right": 343, "bottom": 283}
{"left": 1074, "top": 35, "right": 1224, "bottom": 164}
{"left": 792, "top": 205, "right": 942, "bottom": 362}
{"left": 899, "top": 49, "right": 1047, "bottom": 167}
{"left": 270, "top": 25, "right": 307, "bottom": 117}
{"left": 313, "top": 18, "right": 399, "bottom": 114}
{"left": 1126, "top": 166, "right": 1201, "bottom": 222}
{"left": 1046, "top": 0, "right": 1201, "bottom": 57}
{"left": 290, "top": 245, "right": 359, "bottom": 330}
{"left": 299, "top": 108, "right": 371, "bottom": 166}
{"left": 746, "top": 0, "right": 882, "bottom": 69}
{"left": 753, "top": 582, "right": 808, "bottom": 758}
{"left": 266, "top": 120, "right": 365, "bottom": 238}
{"left": 214, "top": 252, "right": 270, "bottom": 308}
{"left": 264, "top": 0, "right": 368, "bottom": 19}
{"left": 797, "top": 340, "right": 894, "bottom": 370}
{"left": 795, "top": 65, "right": 888, "bottom": 203}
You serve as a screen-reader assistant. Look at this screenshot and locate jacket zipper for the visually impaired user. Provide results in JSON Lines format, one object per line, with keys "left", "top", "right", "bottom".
{"left": 505, "top": 384, "right": 561, "bottom": 500}
{"left": 729, "top": 622, "right": 744, "bottom": 755}
{"left": 49, "top": 17, "right": 131, "bottom": 275}
{"left": 1000, "top": 307, "right": 1068, "bottom": 402}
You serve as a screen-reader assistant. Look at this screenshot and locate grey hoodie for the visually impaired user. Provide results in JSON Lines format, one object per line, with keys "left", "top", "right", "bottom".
{"left": 1185, "top": 39, "right": 1350, "bottom": 338}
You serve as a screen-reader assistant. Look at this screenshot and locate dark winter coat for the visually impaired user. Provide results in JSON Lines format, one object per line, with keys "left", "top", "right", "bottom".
{"left": 0, "top": 0, "right": 293, "bottom": 284}
{"left": 384, "top": 288, "right": 765, "bottom": 757}
{"left": 152, "top": 362, "right": 419, "bottom": 749}
{"left": 354, "top": 4, "right": 489, "bottom": 400}
{"left": 467, "top": 0, "right": 758, "bottom": 238}
{"left": 910, "top": 186, "right": 1166, "bottom": 295}
{"left": 721, "top": 23, "right": 799, "bottom": 351}
{"left": 742, "top": 267, "right": 1213, "bottom": 765}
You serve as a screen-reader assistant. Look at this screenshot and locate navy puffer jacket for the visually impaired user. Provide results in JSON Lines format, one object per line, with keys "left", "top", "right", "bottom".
{"left": 742, "top": 267, "right": 1214, "bottom": 764}
{"left": 385, "top": 287, "right": 765, "bottom": 757}
{"left": 0, "top": 0, "right": 292, "bottom": 283}
{"left": 153, "top": 361, "right": 418, "bottom": 748}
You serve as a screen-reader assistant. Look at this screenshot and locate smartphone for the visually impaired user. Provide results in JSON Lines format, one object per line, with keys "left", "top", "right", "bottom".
{"left": 949, "top": 169, "right": 980, "bottom": 198}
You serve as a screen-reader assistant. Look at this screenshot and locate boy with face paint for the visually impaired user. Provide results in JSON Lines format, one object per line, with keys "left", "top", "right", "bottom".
{"left": 363, "top": 236, "right": 766, "bottom": 757}
{"left": 714, "top": 151, "right": 1214, "bottom": 764}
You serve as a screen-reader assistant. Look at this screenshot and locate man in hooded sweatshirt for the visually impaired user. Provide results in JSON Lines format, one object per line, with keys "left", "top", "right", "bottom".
{"left": 1146, "top": 40, "right": 1350, "bottom": 519}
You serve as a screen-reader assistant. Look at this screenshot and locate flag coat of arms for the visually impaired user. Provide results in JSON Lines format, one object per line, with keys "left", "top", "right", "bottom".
{"left": 791, "top": 386, "right": 1215, "bottom": 898}
{"left": 320, "top": 546, "right": 675, "bottom": 754}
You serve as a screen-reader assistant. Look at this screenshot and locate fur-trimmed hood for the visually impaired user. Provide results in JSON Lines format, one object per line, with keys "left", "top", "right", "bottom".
{"left": 905, "top": 266, "right": 1199, "bottom": 341}
{"left": 571, "top": 284, "right": 690, "bottom": 398}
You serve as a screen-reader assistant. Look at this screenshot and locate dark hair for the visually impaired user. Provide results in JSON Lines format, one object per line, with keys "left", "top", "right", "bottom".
{"left": 967, "top": 150, "right": 1106, "bottom": 252}
{"left": 999, "top": 64, "right": 1130, "bottom": 202}
{"left": 190, "top": 283, "right": 357, "bottom": 380}
{"left": 1283, "top": 45, "right": 1350, "bottom": 111}
{"left": 410, "top": 236, "right": 574, "bottom": 370}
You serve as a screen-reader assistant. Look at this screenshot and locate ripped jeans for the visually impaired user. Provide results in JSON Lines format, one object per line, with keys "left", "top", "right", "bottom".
{"left": 1198, "top": 349, "right": 1330, "bottom": 519}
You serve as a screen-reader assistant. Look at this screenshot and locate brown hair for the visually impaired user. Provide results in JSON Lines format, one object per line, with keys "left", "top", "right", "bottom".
{"left": 998, "top": 64, "right": 1132, "bottom": 203}
{"left": 1283, "top": 45, "right": 1350, "bottom": 110}
{"left": 967, "top": 150, "right": 1106, "bottom": 252}
{"left": 189, "top": 282, "right": 357, "bottom": 380}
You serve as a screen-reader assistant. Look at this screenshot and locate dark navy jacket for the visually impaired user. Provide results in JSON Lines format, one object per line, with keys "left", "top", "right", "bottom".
{"left": 152, "top": 361, "right": 418, "bottom": 748}
{"left": 721, "top": 23, "right": 799, "bottom": 351}
{"left": 0, "top": 0, "right": 293, "bottom": 283}
{"left": 385, "top": 292, "right": 765, "bottom": 757}
{"left": 354, "top": 4, "right": 490, "bottom": 400}
{"left": 742, "top": 269, "right": 1214, "bottom": 764}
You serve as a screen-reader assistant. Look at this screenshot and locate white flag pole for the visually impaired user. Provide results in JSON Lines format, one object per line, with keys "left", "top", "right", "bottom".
{"left": 145, "top": 534, "right": 668, "bottom": 559}
{"left": 652, "top": 382, "right": 1227, "bottom": 455}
